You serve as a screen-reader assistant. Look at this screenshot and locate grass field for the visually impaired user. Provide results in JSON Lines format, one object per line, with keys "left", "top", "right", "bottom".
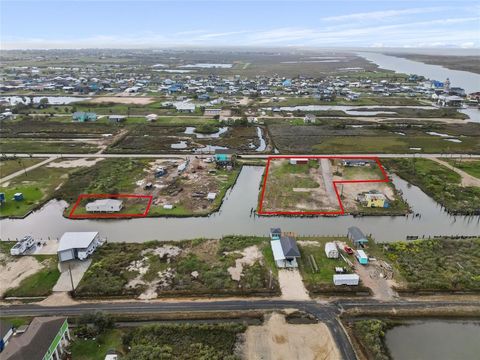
{"left": 71, "top": 329, "right": 124, "bottom": 360}
{"left": 381, "top": 238, "right": 480, "bottom": 291}
{"left": 75, "top": 236, "right": 278, "bottom": 298}
{"left": 0, "top": 138, "right": 99, "bottom": 154}
{"left": 4, "top": 256, "right": 60, "bottom": 297}
{"left": 384, "top": 158, "right": 480, "bottom": 214}
{"left": 0, "top": 158, "right": 46, "bottom": 177}
{"left": 0, "top": 166, "right": 75, "bottom": 217}
{"left": 445, "top": 159, "right": 480, "bottom": 179}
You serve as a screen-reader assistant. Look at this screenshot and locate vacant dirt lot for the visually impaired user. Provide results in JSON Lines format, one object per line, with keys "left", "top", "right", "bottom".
{"left": 244, "top": 312, "right": 340, "bottom": 360}
{"left": 0, "top": 254, "right": 43, "bottom": 297}
{"left": 261, "top": 159, "right": 341, "bottom": 213}
{"left": 90, "top": 96, "right": 155, "bottom": 105}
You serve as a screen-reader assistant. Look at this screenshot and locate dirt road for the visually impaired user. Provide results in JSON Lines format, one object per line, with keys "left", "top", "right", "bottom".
{"left": 320, "top": 158, "right": 338, "bottom": 205}
{"left": 244, "top": 312, "right": 341, "bottom": 360}
{"left": 278, "top": 269, "right": 310, "bottom": 300}
{"left": 432, "top": 158, "right": 480, "bottom": 187}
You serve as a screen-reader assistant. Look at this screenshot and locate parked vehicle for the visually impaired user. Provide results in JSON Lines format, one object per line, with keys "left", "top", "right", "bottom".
{"left": 343, "top": 245, "right": 353, "bottom": 255}
{"left": 10, "top": 236, "right": 35, "bottom": 256}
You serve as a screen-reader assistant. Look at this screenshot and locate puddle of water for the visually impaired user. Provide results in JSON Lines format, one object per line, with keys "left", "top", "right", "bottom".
{"left": 426, "top": 131, "right": 450, "bottom": 137}
{"left": 444, "top": 138, "right": 462, "bottom": 143}
{"left": 171, "top": 141, "right": 188, "bottom": 149}
{"left": 255, "top": 127, "right": 267, "bottom": 152}
{"left": 184, "top": 126, "right": 229, "bottom": 138}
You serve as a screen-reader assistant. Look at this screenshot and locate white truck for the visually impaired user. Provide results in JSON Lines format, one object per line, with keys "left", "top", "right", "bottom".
{"left": 10, "top": 236, "right": 35, "bottom": 256}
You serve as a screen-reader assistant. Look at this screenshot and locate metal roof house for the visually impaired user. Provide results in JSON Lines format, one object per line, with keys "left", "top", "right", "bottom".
{"left": 271, "top": 235, "right": 301, "bottom": 268}
{"left": 57, "top": 232, "right": 100, "bottom": 262}
{"left": 0, "top": 317, "right": 70, "bottom": 360}
{"left": 347, "top": 226, "right": 369, "bottom": 247}
{"left": 86, "top": 199, "right": 123, "bottom": 213}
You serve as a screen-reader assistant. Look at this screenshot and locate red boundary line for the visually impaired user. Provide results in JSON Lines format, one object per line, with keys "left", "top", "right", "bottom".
{"left": 258, "top": 156, "right": 390, "bottom": 215}
{"left": 68, "top": 193, "right": 153, "bottom": 219}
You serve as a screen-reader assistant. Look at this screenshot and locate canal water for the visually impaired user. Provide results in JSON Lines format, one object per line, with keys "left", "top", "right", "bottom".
{"left": 358, "top": 52, "right": 480, "bottom": 94}
{"left": 385, "top": 320, "right": 480, "bottom": 360}
{"left": 0, "top": 166, "right": 478, "bottom": 242}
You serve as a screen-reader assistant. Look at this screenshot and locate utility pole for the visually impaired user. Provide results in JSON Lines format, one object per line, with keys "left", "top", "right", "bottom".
{"left": 68, "top": 264, "right": 75, "bottom": 294}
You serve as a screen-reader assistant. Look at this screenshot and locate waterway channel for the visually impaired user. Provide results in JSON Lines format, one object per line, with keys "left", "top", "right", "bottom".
{"left": 0, "top": 166, "right": 478, "bottom": 242}
{"left": 385, "top": 320, "right": 480, "bottom": 360}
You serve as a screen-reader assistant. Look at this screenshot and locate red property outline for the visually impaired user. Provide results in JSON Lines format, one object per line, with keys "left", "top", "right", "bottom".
{"left": 68, "top": 193, "right": 153, "bottom": 219}
{"left": 258, "top": 156, "right": 390, "bottom": 216}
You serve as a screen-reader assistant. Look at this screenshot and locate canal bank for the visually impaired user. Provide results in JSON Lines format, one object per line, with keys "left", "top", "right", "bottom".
{"left": 0, "top": 166, "right": 478, "bottom": 242}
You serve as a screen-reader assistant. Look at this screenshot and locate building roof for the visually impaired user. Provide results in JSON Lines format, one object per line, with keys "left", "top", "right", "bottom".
{"left": 271, "top": 240, "right": 285, "bottom": 261}
{"left": 357, "top": 249, "right": 368, "bottom": 258}
{"left": 214, "top": 149, "right": 236, "bottom": 155}
{"left": 280, "top": 236, "right": 300, "bottom": 257}
{"left": 1, "top": 317, "right": 67, "bottom": 360}
{"left": 348, "top": 226, "right": 367, "bottom": 242}
{"left": 58, "top": 232, "right": 98, "bottom": 252}
{"left": 333, "top": 274, "right": 359, "bottom": 281}
{"left": 86, "top": 199, "right": 123, "bottom": 208}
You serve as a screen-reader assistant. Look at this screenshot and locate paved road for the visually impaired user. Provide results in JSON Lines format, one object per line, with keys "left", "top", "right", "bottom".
{"left": 3, "top": 153, "right": 480, "bottom": 159}
{"left": 2, "top": 298, "right": 477, "bottom": 359}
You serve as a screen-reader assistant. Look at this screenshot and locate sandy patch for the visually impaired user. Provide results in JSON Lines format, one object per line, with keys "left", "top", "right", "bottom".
{"left": 227, "top": 245, "right": 263, "bottom": 281}
{"left": 297, "top": 240, "right": 321, "bottom": 247}
{"left": 244, "top": 312, "right": 341, "bottom": 360}
{"left": 0, "top": 256, "right": 43, "bottom": 297}
{"left": 90, "top": 96, "right": 155, "bottom": 105}
{"left": 38, "top": 291, "right": 77, "bottom": 306}
{"left": 278, "top": 269, "right": 310, "bottom": 300}
{"left": 48, "top": 158, "right": 104, "bottom": 168}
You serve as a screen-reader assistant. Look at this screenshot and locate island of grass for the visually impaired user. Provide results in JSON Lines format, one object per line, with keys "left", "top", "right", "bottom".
{"left": 75, "top": 236, "right": 279, "bottom": 299}
{"left": 380, "top": 238, "right": 480, "bottom": 293}
{"left": 58, "top": 158, "right": 241, "bottom": 218}
{"left": 384, "top": 158, "right": 480, "bottom": 215}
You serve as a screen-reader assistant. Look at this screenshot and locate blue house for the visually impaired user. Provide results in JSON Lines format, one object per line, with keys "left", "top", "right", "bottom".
{"left": 282, "top": 79, "right": 292, "bottom": 87}
{"left": 72, "top": 112, "right": 97, "bottom": 122}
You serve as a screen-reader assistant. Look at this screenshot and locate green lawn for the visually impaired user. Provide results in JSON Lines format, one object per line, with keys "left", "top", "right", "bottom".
{"left": 4, "top": 256, "right": 60, "bottom": 297}
{"left": 0, "top": 166, "right": 73, "bottom": 217}
{"left": 71, "top": 329, "right": 124, "bottom": 360}
{"left": 0, "top": 158, "right": 46, "bottom": 177}
{"left": 297, "top": 237, "right": 352, "bottom": 288}
{"left": 0, "top": 138, "right": 99, "bottom": 154}
{"left": 445, "top": 159, "right": 480, "bottom": 179}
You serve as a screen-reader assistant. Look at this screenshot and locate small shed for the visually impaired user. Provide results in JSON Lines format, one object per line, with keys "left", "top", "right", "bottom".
{"left": 324, "top": 242, "right": 339, "bottom": 258}
{"left": 206, "top": 192, "right": 217, "bottom": 201}
{"left": 108, "top": 115, "right": 126, "bottom": 123}
{"left": 289, "top": 158, "right": 309, "bottom": 165}
{"left": 348, "top": 226, "right": 368, "bottom": 247}
{"left": 86, "top": 199, "right": 123, "bottom": 213}
{"left": 333, "top": 274, "right": 360, "bottom": 286}
{"left": 270, "top": 228, "right": 282, "bottom": 240}
{"left": 356, "top": 249, "right": 368, "bottom": 265}
{"left": 13, "top": 193, "right": 23, "bottom": 201}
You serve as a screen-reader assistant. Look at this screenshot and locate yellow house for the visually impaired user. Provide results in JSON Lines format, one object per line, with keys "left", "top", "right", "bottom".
{"left": 363, "top": 192, "right": 387, "bottom": 208}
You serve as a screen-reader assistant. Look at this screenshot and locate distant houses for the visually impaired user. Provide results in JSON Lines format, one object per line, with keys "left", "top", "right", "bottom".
{"left": 108, "top": 115, "right": 126, "bottom": 123}
{"left": 174, "top": 102, "right": 195, "bottom": 113}
{"left": 72, "top": 111, "right": 97, "bottom": 122}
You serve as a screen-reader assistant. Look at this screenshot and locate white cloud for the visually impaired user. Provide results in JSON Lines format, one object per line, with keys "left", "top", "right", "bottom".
{"left": 322, "top": 7, "right": 446, "bottom": 22}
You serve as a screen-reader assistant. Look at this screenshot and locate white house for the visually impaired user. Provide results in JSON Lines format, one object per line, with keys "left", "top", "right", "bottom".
{"left": 86, "top": 199, "right": 123, "bottom": 213}
{"left": 324, "top": 242, "right": 339, "bottom": 258}
{"left": 174, "top": 102, "right": 196, "bottom": 112}
{"left": 57, "top": 232, "right": 100, "bottom": 262}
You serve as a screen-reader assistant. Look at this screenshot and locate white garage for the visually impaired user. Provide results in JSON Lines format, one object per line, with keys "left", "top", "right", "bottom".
{"left": 57, "top": 232, "right": 100, "bottom": 262}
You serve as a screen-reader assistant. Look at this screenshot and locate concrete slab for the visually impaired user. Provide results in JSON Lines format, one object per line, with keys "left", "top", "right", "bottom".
{"left": 53, "top": 259, "right": 92, "bottom": 292}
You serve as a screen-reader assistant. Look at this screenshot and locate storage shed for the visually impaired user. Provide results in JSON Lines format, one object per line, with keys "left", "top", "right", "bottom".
{"left": 57, "top": 232, "right": 100, "bottom": 262}
{"left": 289, "top": 158, "right": 309, "bottom": 165}
{"left": 86, "top": 199, "right": 123, "bottom": 213}
{"left": 333, "top": 274, "right": 360, "bottom": 286}
{"left": 347, "top": 226, "right": 368, "bottom": 247}
{"left": 324, "top": 242, "right": 339, "bottom": 258}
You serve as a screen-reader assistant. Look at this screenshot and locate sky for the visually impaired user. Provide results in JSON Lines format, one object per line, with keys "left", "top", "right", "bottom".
{"left": 1, "top": 0, "right": 480, "bottom": 49}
